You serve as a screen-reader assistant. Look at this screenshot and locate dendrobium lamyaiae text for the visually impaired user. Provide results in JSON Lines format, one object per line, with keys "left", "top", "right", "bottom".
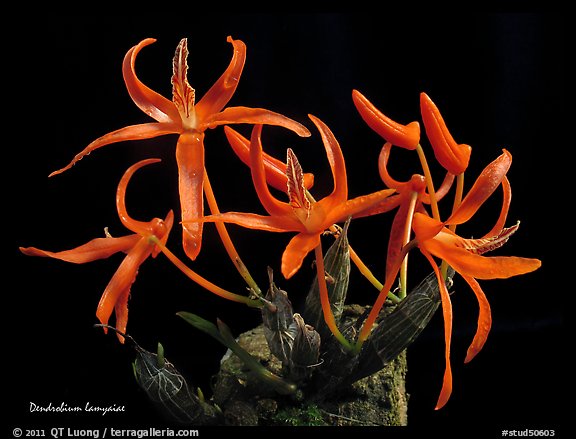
{"left": 20, "top": 36, "right": 541, "bottom": 421}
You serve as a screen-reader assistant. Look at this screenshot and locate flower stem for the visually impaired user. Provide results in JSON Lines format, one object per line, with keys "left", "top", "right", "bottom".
{"left": 314, "top": 244, "right": 353, "bottom": 351}
{"left": 150, "top": 236, "right": 262, "bottom": 308}
{"left": 448, "top": 172, "right": 465, "bottom": 232}
{"left": 416, "top": 144, "right": 441, "bottom": 221}
{"left": 347, "top": 245, "right": 401, "bottom": 304}
{"left": 399, "top": 191, "right": 419, "bottom": 299}
{"left": 203, "top": 170, "right": 262, "bottom": 297}
{"left": 441, "top": 172, "right": 465, "bottom": 278}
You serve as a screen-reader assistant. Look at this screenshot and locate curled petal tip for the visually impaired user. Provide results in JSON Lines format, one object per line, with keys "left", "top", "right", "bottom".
{"left": 225, "top": 126, "right": 313, "bottom": 191}
{"left": 352, "top": 90, "right": 420, "bottom": 149}
{"left": 124, "top": 38, "right": 181, "bottom": 124}
{"left": 299, "top": 126, "right": 312, "bottom": 137}
{"left": 307, "top": 113, "right": 319, "bottom": 123}
{"left": 464, "top": 350, "right": 477, "bottom": 364}
{"left": 182, "top": 231, "right": 202, "bottom": 261}
{"left": 19, "top": 246, "right": 35, "bottom": 256}
{"left": 446, "top": 149, "right": 513, "bottom": 226}
{"left": 226, "top": 35, "right": 247, "bottom": 53}
{"left": 48, "top": 169, "right": 62, "bottom": 178}
{"left": 134, "top": 38, "right": 157, "bottom": 47}
{"left": 420, "top": 92, "right": 471, "bottom": 174}
{"left": 435, "top": 400, "right": 448, "bottom": 411}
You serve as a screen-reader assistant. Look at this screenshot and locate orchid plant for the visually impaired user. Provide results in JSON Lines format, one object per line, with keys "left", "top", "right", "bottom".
{"left": 20, "top": 36, "right": 541, "bottom": 423}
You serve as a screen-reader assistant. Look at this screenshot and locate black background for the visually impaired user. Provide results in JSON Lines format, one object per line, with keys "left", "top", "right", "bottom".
{"left": 7, "top": 14, "right": 563, "bottom": 436}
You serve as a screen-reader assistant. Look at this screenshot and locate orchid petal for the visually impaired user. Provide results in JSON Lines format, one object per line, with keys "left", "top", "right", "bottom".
{"left": 462, "top": 275, "right": 492, "bottom": 363}
{"left": 249, "top": 125, "right": 293, "bottom": 216}
{"left": 421, "top": 171, "right": 455, "bottom": 205}
{"left": 309, "top": 114, "right": 347, "bottom": 203}
{"left": 412, "top": 212, "right": 445, "bottom": 242}
{"left": 353, "top": 89, "right": 420, "bottom": 150}
{"left": 286, "top": 148, "right": 312, "bottom": 215}
{"left": 96, "top": 238, "right": 151, "bottom": 334}
{"left": 171, "top": 38, "right": 196, "bottom": 123}
{"left": 413, "top": 213, "right": 541, "bottom": 279}
{"left": 446, "top": 150, "right": 512, "bottom": 226}
{"left": 113, "top": 287, "right": 131, "bottom": 343}
{"left": 176, "top": 132, "right": 205, "bottom": 260}
{"left": 117, "top": 159, "right": 162, "bottom": 235}
{"left": 152, "top": 210, "right": 175, "bottom": 258}
{"left": 19, "top": 235, "right": 141, "bottom": 264}
{"left": 420, "top": 250, "right": 453, "bottom": 410}
{"left": 353, "top": 193, "right": 403, "bottom": 218}
{"left": 329, "top": 188, "right": 396, "bottom": 223}
{"left": 50, "top": 122, "right": 180, "bottom": 177}
{"left": 200, "top": 212, "right": 301, "bottom": 233}
{"left": 422, "top": 234, "right": 542, "bottom": 280}
{"left": 385, "top": 194, "right": 412, "bottom": 279}
{"left": 466, "top": 222, "right": 520, "bottom": 256}
{"left": 224, "top": 126, "right": 314, "bottom": 191}
{"left": 122, "top": 38, "right": 181, "bottom": 124}
{"left": 378, "top": 142, "right": 405, "bottom": 189}
{"left": 482, "top": 176, "right": 512, "bottom": 239}
{"left": 420, "top": 92, "right": 471, "bottom": 175}
{"left": 202, "top": 106, "right": 310, "bottom": 137}
{"left": 196, "top": 36, "right": 246, "bottom": 120}
{"left": 282, "top": 233, "right": 321, "bottom": 279}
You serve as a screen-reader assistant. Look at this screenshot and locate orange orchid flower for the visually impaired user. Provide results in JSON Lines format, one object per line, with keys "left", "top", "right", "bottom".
{"left": 20, "top": 159, "right": 174, "bottom": 343}
{"left": 410, "top": 149, "right": 541, "bottom": 409}
{"left": 50, "top": 36, "right": 310, "bottom": 261}
{"left": 199, "top": 115, "right": 395, "bottom": 279}
{"left": 358, "top": 142, "right": 455, "bottom": 278}
{"left": 420, "top": 92, "right": 472, "bottom": 175}
{"left": 352, "top": 89, "right": 421, "bottom": 150}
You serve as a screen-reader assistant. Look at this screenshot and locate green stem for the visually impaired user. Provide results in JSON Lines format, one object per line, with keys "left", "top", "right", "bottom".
{"left": 348, "top": 246, "right": 401, "bottom": 304}
{"left": 203, "top": 170, "right": 262, "bottom": 297}
{"left": 150, "top": 236, "right": 262, "bottom": 308}
{"left": 416, "top": 144, "right": 441, "bottom": 221}
{"left": 178, "top": 312, "right": 296, "bottom": 394}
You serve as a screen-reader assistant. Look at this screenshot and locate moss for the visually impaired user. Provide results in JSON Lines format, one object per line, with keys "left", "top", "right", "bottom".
{"left": 272, "top": 404, "right": 328, "bottom": 426}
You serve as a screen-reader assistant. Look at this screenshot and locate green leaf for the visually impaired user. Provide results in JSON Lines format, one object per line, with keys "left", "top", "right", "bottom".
{"left": 177, "top": 312, "right": 297, "bottom": 395}
{"left": 156, "top": 342, "right": 165, "bottom": 369}
{"left": 261, "top": 267, "right": 296, "bottom": 364}
{"left": 94, "top": 324, "right": 220, "bottom": 424}
{"left": 288, "top": 313, "right": 321, "bottom": 382}
{"left": 349, "top": 268, "right": 455, "bottom": 384}
{"left": 176, "top": 311, "right": 226, "bottom": 344}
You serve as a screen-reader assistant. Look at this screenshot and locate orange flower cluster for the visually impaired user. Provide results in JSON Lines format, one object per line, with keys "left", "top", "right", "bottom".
{"left": 20, "top": 37, "right": 540, "bottom": 409}
{"left": 353, "top": 90, "right": 541, "bottom": 408}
